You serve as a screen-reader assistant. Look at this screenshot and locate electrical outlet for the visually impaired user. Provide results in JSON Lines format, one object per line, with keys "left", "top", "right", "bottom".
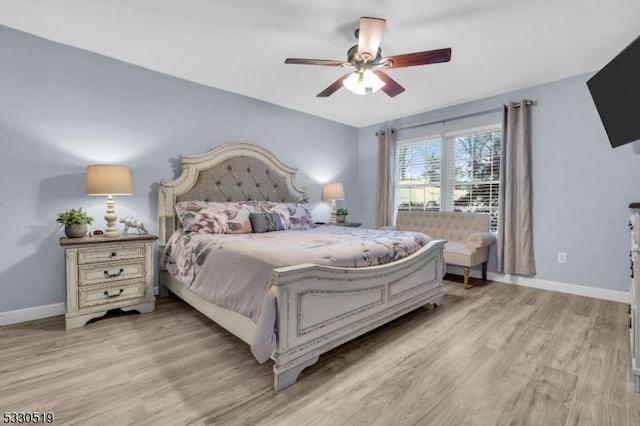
{"left": 558, "top": 252, "right": 567, "bottom": 263}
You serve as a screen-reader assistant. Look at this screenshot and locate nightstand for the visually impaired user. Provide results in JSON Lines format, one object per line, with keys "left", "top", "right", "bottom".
{"left": 60, "top": 234, "right": 157, "bottom": 330}
{"left": 335, "top": 222, "right": 361, "bottom": 228}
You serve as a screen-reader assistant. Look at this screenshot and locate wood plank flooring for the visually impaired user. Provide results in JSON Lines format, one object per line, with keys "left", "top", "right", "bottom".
{"left": 2, "top": 277, "right": 639, "bottom": 425}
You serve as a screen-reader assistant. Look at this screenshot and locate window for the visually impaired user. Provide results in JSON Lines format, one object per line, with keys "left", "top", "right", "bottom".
{"left": 396, "top": 124, "right": 501, "bottom": 231}
{"left": 396, "top": 136, "right": 442, "bottom": 211}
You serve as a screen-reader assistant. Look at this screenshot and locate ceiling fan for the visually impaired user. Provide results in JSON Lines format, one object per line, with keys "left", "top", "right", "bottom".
{"left": 285, "top": 17, "right": 452, "bottom": 98}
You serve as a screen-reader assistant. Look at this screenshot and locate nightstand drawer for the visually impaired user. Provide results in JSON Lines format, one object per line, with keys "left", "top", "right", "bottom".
{"left": 78, "top": 260, "right": 146, "bottom": 286}
{"left": 78, "top": 281, "right": 146, "bottom": 308}
{"left": 78, "top": 244, "right": 145, "bottom": 265}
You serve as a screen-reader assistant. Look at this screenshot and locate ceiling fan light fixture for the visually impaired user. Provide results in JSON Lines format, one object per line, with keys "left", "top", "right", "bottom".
{"left": 343, "top": 69, "right": 385, "bottom": 95}
{"left": 343, "top": 72, "right": 364, "bottom": 95}
{"left": 362, "top": 69, "right": 385, "bottom": 92}
{"left": 285, "top": 16, "right": 451, "bottom": 98}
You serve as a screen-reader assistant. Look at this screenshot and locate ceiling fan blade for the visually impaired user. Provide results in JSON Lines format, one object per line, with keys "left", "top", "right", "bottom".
{"left": 285, "top": 58, "right": 348, "bottom": 67}
{"left": 382, "top": 48, "right": 452, "bottom": 68}
{"left": 357, "top": 17, "right": 386, "bottom": 59}
{"left": 373, "top": 71, "right": 405, "bottom": 97}
{"left": 317, "top": 74, "right": 350, "bottom": 97}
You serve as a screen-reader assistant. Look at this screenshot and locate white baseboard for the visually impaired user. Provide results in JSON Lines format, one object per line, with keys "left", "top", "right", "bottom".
{"left": 0, "top": 303, "right": 66, "bottom": 327}
{"left": 1, "top": 273, "right": 629, "bottom": 327}
{"left": 446, "top": 265, "right": 629, "bottom": 304}
{"left": 1, "top": 288, "right": 160, "bottom": 327}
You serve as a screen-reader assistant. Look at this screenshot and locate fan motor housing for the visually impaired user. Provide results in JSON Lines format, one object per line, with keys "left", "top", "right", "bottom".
{"left": 347, "top": 45, "right": 383, "bottom": 65}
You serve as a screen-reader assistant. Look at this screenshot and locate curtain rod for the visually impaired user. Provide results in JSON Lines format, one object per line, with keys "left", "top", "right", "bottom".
{"left": 396, "top": 100, "right": 534, "bottom": 132}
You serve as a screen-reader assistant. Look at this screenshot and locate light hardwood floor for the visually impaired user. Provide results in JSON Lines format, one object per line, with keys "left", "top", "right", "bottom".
{"left": 2, "top": 277, "right": 639, "bottom": 425}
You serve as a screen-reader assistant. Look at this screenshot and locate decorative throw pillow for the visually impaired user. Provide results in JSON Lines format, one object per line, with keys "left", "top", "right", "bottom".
{"left": 256, "top": 201, "right": 314, "bottom": 230}
{"left": 175, "top": 201, "right": 229, "bottom": 234}
{"left": 250, "top": 212, "right": 285, "bottom": 233}
{"left": 175, "top": 201, "right": 254, "bottom": 234}
{"left": 223, "top": 201, "right": 254, "bottom": 234}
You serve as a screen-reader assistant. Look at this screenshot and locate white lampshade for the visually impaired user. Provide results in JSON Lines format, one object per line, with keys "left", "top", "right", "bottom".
{"left": 362, "top": 69, "right": 385, "bottom": 92}
{"left": 86, "top": 165, "right": 133, "bottom": 195}
{"left": 343, "top": 72, "right": 366, "bottom": 95}
{"left": 342, "top": 69, "right": 385, "bottom": 95}
{"left": 322, "top": 183, "right": 345, "bottom": 201}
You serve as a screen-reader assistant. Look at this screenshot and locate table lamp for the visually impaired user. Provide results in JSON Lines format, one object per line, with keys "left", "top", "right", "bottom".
{"left": 322, "top": 182, "right": 345, "bottom": 224}
{"left": 86, "top": 165, "right": 133, "bottom": 237}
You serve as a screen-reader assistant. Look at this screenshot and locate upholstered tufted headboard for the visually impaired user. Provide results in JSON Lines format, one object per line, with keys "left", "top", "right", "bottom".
{"left": 157, "top": 142, "right": 307, "bottom": 244}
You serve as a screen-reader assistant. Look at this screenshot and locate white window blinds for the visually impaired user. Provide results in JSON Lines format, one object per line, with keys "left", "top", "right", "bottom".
{"left": 448, "top": 127, "right": 501, "bottom": 231}
{"left": 396, "top": 137, "right": 441, "bottom": 211}
{"left": 396, "top": 124, "right": 501, "bottom": 231}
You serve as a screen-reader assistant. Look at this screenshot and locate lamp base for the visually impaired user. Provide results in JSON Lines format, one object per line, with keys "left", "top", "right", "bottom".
{"left": 104, "top": 228, "right": 119, "bottom": 237}
{"left": 329, "top": 200, "right": 337, "bottom": 224}
{"left": 104, "top": 195, "right": 119, "bottom": 237}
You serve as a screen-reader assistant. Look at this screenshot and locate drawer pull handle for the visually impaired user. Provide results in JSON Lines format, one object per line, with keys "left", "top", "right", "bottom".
{"left": 110, "top": 252, "right": 117, "bottom": 257}
{"left": 630, "top": 221, "right": 634, "bottom": 230}
{"left": 104, "top": 289, "right": 124, "bottom": 299}
{"left": 104, "top": 268, "right": 124, "bottom": 278}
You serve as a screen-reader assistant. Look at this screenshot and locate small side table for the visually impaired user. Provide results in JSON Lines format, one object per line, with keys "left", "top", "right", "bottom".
{"left": 334, "top": 222, "right": 362, "bottom": 228}
{"left": 60, "top": 233, "right": 157, "bottom": 329}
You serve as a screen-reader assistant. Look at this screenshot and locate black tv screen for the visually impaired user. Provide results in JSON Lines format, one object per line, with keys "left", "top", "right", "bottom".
{"left": 587, "top": 35, "right": 640, "bottom": 148}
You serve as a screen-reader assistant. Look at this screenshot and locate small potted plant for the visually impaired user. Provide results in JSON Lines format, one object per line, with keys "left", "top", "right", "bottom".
{"left": 336, "top": 208, "right": 349, "bottom": 224}
{"left": 56, "top": 207, "right": 94, "bottom": 238}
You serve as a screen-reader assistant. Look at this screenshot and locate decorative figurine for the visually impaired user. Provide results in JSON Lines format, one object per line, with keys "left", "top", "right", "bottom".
{"left": 120, "top": 216, "right": 148, "bottom": 234}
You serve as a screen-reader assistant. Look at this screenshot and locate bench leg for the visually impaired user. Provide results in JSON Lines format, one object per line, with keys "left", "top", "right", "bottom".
{"left": 463, "top": 267, "right": 470, "bottom": 290}
{"left": 482, "top": 262, "right": 488, "bottom": 281}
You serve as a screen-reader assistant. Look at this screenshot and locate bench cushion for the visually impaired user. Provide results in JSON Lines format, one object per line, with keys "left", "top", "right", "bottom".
{"left": 444, "top": 242, "right": 490, "bottom": 267}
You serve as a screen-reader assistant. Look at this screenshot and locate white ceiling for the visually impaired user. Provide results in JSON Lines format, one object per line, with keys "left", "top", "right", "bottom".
{"left": 1, "top": 0, "right": 639, "bottom": 127}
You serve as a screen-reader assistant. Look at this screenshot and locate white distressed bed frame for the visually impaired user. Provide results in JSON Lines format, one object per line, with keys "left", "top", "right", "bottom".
{"left": 158, "top": 142, "right": 446, "bottom": 390}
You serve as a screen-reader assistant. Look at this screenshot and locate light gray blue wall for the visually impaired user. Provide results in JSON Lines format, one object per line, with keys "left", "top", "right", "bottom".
{"left": 359, "top": 73, "right": 640, "bottom": 293}
{"left": 0, "top": 26, "right": 358, "bottom": 312}
{"left": 3, "top": 24, "right": 634, "bottom": 313}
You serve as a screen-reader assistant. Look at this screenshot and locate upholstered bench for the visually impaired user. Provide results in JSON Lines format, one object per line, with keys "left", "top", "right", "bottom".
{"left": 393, "top": 211, "right": 496, "bottom": 289}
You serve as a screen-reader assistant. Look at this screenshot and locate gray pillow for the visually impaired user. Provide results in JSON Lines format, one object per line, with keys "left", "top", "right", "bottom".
{"left": 250, "top": 212, "right": 285, "bottom": 233}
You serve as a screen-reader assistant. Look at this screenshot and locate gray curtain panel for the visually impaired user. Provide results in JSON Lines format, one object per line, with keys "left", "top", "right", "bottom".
{"left": 497, "top": 101, "right": 536, "bottom": 275}
{"left": 376, "top": 129, "right": 396, "bottom": 228}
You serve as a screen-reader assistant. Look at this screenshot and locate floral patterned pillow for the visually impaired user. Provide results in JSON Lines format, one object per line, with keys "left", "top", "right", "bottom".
{"left": 175, "top": 201, "right": 255, "bottom": 234}
{"left": 256, "top": 201, "right": 314, "bottom": 230}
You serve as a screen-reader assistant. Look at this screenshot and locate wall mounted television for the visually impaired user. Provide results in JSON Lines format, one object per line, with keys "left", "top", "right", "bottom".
{"left": 587, "top": 35, "right": 640, "bottom": 148}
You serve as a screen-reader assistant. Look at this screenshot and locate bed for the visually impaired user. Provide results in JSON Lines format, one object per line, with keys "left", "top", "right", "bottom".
{"left": 158, "top": 142, "right": 446, "bottom": 390}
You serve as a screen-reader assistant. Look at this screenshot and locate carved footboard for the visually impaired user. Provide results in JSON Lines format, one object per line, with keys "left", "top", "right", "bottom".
{"left": 271, "top": 239, "right": 446, "bottom": 390}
